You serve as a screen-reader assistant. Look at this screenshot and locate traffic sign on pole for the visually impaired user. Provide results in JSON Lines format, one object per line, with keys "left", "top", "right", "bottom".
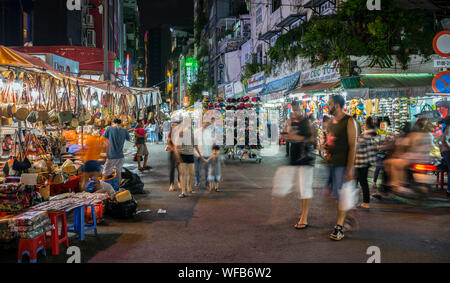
{"left": 432, "top": 71, "right": 450, "bottom": 94}
{"left": 433, "top": 31, "right": 450, "bottom": 58}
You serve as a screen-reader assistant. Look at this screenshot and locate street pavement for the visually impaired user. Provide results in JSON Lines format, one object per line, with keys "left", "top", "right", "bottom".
{"left": 1, "top": 142, "right": 450, "bottom": 263}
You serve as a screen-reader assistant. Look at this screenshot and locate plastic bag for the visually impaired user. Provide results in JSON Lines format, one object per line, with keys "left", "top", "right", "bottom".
{"left": 338, "top": 180, "right": 358, "bottom": 211}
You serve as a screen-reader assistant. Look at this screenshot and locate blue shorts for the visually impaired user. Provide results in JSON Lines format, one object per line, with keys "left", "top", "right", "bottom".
{"left": 83, "top": 160, "right": 102, "bottom": 173}
{"left": 208, "top": 175, "right": 221, "bottom": 183}
{"left": 330, "top": 166, "right": 346, "bottom": 200}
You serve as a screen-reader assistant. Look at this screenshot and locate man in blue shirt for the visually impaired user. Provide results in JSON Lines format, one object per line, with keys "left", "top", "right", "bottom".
{"left": 102, "top": 118, "right": 130, "bottom": 184}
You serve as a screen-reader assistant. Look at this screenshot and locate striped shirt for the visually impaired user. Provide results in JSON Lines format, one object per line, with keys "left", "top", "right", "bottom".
{"left": 355, "top": 130, "right": 377, "bottom": 168}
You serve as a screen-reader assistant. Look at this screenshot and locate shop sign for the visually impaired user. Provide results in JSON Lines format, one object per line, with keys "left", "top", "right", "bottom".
{"left": 432, "top": 71, "right": 450, "bottom": 94}
{"left": 301, "top": 63, "right": 339, "bottom": 85}
{"left": 31, "top": 53, "right": 79, "bottom": 76}
{"left": 185, "top": 57, "right": 198, "bottom": 84}
{"left": 434, "top": 59, "right": 450, "bottom": 68}
{"left": 225, "top": 83, "right": 234, "bottom": 99}
{"left": 218, "top": 85, "right": 225, "bottom": 98}
{"left": 247, "top": 72, "right": 265, "bottom": 92}
{"left": 262, "top": 92, "right": 285, "bottom": 103}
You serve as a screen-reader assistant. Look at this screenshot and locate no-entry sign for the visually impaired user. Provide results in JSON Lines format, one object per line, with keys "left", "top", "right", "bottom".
{"left": 432, "top": 71, "right": 450, "bottom": 94}
{"left": 433, "top": 31, "right": 450, "bottom": 57}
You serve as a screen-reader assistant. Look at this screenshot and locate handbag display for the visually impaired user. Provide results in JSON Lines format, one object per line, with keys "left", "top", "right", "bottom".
{"left": 415, "top": 104, "right": 442, "bottom": 122}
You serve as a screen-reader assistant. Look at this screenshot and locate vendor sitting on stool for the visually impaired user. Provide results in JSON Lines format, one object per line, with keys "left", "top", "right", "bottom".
{"left": 80, "top": 161, "right": 115, "bottom": 196}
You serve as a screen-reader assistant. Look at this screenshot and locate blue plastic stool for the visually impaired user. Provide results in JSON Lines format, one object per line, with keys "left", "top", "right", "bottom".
{"left": 67, "top": 205, "right": 98, "bottom": 241}
{"left": 104, "top": 170, "right": 120, "bottom": 191}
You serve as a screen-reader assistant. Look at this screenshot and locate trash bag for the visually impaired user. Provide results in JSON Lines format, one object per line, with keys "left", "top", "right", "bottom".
{"left": 121, "top": 167, "right": 146, "bottom": 194}
{"left": 105, "top": 197, "right": 138, "bottom": 219}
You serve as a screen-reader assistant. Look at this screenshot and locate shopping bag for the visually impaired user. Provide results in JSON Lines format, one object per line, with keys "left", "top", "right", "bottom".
{"left": 338, "top": 180, "right": 358, "bottom": 211}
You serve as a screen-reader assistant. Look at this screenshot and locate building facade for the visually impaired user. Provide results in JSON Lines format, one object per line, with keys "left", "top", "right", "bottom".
{"left": 0, "top": 0, "right": 141, "bottom": 85}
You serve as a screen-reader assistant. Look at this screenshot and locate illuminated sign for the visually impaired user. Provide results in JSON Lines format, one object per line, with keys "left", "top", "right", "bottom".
{"left": 185, "top": 57, "right": 198, "bottom": 84}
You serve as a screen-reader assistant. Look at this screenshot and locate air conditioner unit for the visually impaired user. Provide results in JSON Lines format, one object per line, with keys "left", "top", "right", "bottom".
{"left": 86, "top": 30, "right": 96, "bottom": 47}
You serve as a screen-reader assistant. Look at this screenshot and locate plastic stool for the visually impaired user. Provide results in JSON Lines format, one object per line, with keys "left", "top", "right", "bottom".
{"left": 18, "top": 234, "right": 46, "bottom": 263}
{"left": 67, "top": 205, "right": 98, "bottom": 241}
{"left": 46, "top": 211, "right": 69, "bottom": 255}
{"left": 85, "top": 203, "right": 103, "bottom": 224}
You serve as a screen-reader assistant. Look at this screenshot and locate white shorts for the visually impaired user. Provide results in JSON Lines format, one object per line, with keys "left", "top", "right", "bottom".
{"left": 103, "top": 158, "right": 125, "bottom": 177}
{"left": 272, "top": 166, "right": 314, "bottom": 199}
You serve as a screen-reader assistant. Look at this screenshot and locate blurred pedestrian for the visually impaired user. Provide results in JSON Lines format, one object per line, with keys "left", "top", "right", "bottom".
{"left": 194, "top": 119, "right": 214, "bottom": 189}
{"left": 325, "top": 94, "right": 358, "bottom": 241}
{"left": 206, "top": 145, "right": 224, "bottom": 193}
{"left": 149, "top": 120, "right": 156, "bottom": 143}
{"left": 355, "top": 117, "right": 377, "bottom": 209}
{"left": 273, "top": 103, "right": 315, "bottom": 230}
{"left": 166, "top": 121, "right": 181, "bottom": 192}
{"left": 102, "top": 118, "right": 130, "bottom": 184}
{"left": 173, "top": 119, "right": 200, "bottom": 198}
{"left": 320, "top": 115, "right": 334, "bottom": 199}
{"left": 135, "top": 120, "right": 150, "bottom": 171}
{"left": 163, "top": 119, "right": 170, "bottom": 144}
{"left": 440, "top": 117, "right": 450, "bottom": 195}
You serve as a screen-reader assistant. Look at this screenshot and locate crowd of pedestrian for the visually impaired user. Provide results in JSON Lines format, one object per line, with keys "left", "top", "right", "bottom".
{"left": 279, "top": 94, "right": 440, "bottom": 241}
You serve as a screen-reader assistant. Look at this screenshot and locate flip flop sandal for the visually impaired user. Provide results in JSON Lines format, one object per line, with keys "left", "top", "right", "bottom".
{"left": 356, "top": 205, "right": 370, "bottom": 210}
{"left": 144, "top": 166, "right": 152, "bottom": 170}
{"left": 178, "top": 193, "right": 185, "bottom": 198}
{"left": 294, "top": 223, "right": 309, "bottom": 229}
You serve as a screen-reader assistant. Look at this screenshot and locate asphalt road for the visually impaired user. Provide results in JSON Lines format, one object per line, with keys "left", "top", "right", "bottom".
{"left": 1, "top": 142, "right": 450, "bottom": 263}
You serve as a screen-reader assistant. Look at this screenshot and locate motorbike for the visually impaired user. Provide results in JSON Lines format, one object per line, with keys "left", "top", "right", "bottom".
{"left": 387, "top": 158, "right": 450, "bottom": 208}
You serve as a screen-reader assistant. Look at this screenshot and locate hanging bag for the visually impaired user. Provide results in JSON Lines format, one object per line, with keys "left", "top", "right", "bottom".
{"left": 36, "top": 77, "right": 49, "bottom": 122}
{"left": 47, "top": 78, "right": 60, "bottom": 124}
{"left": 58, "top": 79, "right": 73, "bottom": 123}
{"left": 26, "top": 78, "right": 39, "bottom": 123}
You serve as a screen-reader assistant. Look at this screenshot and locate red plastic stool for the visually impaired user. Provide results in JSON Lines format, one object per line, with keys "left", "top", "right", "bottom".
{"left": 45, "top": 211, "right": 69, "bottom": 255}
{"left": 85, "top": 203, "right": 103, "bottom": 224}
{"left": 18, "top": 234, "right": 46, "bottom": 263}
{"left": 436, "top": 170, "right": 448, "bottom": 190}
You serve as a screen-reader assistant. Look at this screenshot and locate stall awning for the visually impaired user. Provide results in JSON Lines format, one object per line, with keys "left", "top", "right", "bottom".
{"left": 342, "top": 74, "right": 434, "bottom": 99}
{"left": 0, "top": 45, "right": 55, "bottom": 72}
{"left": 290, "top": 81, "right": 341, "bottom": 94}
{"left": 260, "top": 72, "right": 301, "bottom": 96}
{"left": 341, "top": 74, "right": 434, "bottom": 89}
{"left": 276, "top": 13, "right": 307, "bottom": 28}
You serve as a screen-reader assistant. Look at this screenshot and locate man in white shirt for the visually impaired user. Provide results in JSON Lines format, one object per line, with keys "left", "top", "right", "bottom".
{"left": 194, "top": 120, "right": 215, "bottom": 189}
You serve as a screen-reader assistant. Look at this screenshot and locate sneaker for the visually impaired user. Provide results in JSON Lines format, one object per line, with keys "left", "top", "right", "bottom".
{"left": 329, "top": 225, "right": 344, "bottom": 241}
{"left": 194, "top": 182, "right": 200, "bottom": 187}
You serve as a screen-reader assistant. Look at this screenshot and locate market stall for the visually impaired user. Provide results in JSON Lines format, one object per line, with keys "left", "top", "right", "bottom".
{"left": 0, "top": 45, "right": 150, "bottom": 261}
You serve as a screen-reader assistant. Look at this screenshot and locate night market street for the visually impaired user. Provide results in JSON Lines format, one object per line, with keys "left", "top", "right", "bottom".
{"left": 2, "top": 143, "right": 449, "bottom": 263}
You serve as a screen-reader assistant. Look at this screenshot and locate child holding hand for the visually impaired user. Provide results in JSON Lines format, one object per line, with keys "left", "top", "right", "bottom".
{"left": 206, "top": 145, "right": 224, "bottom": 193}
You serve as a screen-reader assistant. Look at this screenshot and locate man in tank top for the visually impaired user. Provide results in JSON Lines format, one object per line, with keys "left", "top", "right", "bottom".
{"left": 325, "top": 94, "right": 358, "bottom": 241}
